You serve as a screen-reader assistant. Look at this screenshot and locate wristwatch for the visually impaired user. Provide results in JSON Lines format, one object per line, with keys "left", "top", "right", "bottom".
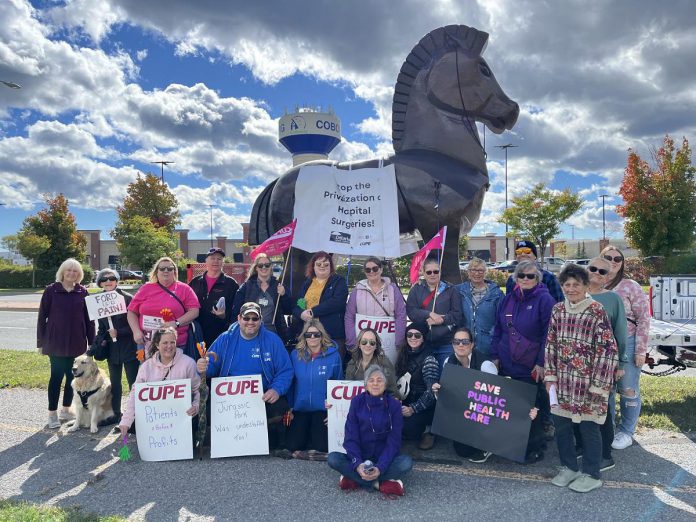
{"left": 175, "top": 320, "right": 181, "bottom": 327}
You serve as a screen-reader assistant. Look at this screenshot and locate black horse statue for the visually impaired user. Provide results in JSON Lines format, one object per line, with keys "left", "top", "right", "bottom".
{"left": 249, "top": 24, "right": 519, "bottom": 291}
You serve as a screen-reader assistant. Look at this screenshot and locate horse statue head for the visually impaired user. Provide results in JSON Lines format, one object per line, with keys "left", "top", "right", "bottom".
{"left": 392, "top": 25, "right": 519, "bottom": 173}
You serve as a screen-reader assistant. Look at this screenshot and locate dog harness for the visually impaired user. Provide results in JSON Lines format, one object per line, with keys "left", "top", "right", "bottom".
{"left": 77, "top": 388, "right": 100, "bottom": 410}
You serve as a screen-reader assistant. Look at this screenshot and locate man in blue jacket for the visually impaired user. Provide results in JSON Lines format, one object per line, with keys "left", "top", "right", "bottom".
{"left": 197, "top": 301, "right": 293, "bottom": 447}
{"left": 505, "top": 240, "right": 564, "bottom": 303}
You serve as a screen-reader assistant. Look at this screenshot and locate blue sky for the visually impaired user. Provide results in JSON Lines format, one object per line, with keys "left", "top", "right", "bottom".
{"left": 1, "top": 0, "right": 694, "bottom": 246}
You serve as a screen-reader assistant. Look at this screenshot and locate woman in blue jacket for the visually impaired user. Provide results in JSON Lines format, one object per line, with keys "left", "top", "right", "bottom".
{"left": 286, "top": 319, "right": 343, "bottom": 456}
{"left": 292, "top": 252, "right": 349, "bottom": 360}
{"left": 456, "top": 258, "right": 504, "bottom": 356}
{"left": 327, "top": 365, "right": 413, "bottom": 496}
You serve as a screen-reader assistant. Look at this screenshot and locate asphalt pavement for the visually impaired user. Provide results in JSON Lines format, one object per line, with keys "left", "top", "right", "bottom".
{"left": 0, "top": 388, "right": 694, "bottom": 521}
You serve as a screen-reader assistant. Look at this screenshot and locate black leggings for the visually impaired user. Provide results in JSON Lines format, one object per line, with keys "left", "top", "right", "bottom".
{"left": 108, "top": 360, "right": 140, "bottom": 415}
{"left": 48, "top": 356, "right": 75, "bottom": 411}
{"left": 285, "top": 410, "right": 328, "bottom": 452}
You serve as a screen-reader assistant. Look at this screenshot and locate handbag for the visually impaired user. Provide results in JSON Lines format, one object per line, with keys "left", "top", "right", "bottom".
{"left": 89, "top": 330, "right": 110, "bottom": 361}
{"left": 157, "top": 283, "right": 205, "bottom": 360}
{"left": 503, "top": 298, "right": 540, "bottom": 369}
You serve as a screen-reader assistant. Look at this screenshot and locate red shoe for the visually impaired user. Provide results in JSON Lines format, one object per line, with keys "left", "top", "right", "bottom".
{"left": 339, "top": 475, "right": 360, "bottom": 491}
{"left": 379, "top": 479, "right": 404, "bottom": 496}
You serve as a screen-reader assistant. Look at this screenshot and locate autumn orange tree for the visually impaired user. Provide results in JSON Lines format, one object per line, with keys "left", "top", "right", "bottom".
{"left": 617, "top": 136, "right": 696, "bottom": 256}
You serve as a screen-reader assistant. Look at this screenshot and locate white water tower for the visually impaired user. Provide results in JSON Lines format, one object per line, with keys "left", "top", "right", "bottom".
{"left": 279, "top": 107, "right": 341, "bottom": 166}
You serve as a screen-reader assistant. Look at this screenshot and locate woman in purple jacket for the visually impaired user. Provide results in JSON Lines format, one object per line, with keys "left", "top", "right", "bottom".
{"left": 37, "top": 258, "right": 95, "bottom": 429}
{"left": 490, "top": 260, "right": 555, "bottom": 463}
{"left": 327, "top": 365, "right": 413, "bottom": 496}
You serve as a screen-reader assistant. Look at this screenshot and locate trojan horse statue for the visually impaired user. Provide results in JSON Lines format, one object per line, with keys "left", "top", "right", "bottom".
{"left": 249, "top": 24, "right": 519, "bottom": 292}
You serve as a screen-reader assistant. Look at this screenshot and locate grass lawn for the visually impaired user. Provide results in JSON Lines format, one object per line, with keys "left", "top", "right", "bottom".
{"left": 0, "top": 500, "right": 125, "bottom": 522}
{"left": 1, "top": 349, "right": 694, "bottom": 433}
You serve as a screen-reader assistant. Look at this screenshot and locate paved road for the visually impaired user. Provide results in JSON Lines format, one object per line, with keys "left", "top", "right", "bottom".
{"left": 0, "top": 311, "right": 36, "bottom": 351}
{"left": 0, "top": 388, "right": 694, "bottom": 521}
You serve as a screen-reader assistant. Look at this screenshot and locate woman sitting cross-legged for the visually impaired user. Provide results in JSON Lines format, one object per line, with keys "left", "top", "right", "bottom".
{"left": 327, "top": 365, "right": 413, "bottom": 496}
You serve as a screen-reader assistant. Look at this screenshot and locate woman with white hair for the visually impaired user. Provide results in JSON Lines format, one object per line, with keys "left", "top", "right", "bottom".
{"left": 37, "top": 258, "right": 95, "bottom": 429}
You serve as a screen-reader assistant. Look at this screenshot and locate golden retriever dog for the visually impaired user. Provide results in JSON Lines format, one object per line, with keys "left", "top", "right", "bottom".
{"left": 68, "top": 355, "right": 114, "bottom": 433}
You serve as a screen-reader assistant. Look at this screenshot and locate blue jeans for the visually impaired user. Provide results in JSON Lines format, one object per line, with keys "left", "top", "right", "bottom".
{"left": 554, "top": 414, "right": 602, "bottom": 479}
{"left": 327, "top": 452, "right": 413, "bottom": 488}
{"left": 433, "top": 344, "right": 453, "bottom": 372}
{"left": 614, "top": 336, "right": 642, "bottom": 436}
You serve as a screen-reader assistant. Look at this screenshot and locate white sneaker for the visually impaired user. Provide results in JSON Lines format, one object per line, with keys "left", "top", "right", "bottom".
{"left": 47, "top": 413, "right": 60, "bottom": 429}
{"left": 611, "top": 432, "right": 633, "bottom": 450}
{"left": 58, "top": 409, "right": 75, "bottom": 422}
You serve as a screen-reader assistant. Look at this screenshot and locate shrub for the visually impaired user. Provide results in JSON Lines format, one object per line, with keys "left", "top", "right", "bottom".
{"left": 663, "top": 255, "right": 696, "bottom": 275}
{"left": 624, "top": 257, "right": 650, "bottom": 285}
{"left": 0, "top": 264, "right": 94, "bottom": 288}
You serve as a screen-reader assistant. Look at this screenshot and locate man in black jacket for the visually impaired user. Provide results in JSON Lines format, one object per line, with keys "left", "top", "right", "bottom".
{"left": 188, "top": 248, "right": 239, "bottom": 347}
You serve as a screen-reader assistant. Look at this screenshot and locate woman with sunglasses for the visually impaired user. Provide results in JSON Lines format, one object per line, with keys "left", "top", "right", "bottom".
{"left": 128, "top": 257, "right": 200, "bottom": 354}
{"left": 433, "top": 327, "right": 535, "bottom": 463}
{"left": 119, "top": 327, "right": 200, "bottom": 438}
{"left": 406, "top": 256, "right": 463, "bottom": 370}
{"left": 232, "top": 253, "right": 292, "bottom": 343}
{"left": 544, "top": 264, "right": 618, "bottom": 493}
{"left": 293, "top": 251, "right": 349, "bottom": 359}
{"left": 490, "top": 260, "right": 555, "bottom": 464}
{"left": 89, "top": 268, "right": 139, "bottom": 424}
{"left": 394, "top": 324, "right": 439, "bottom": 450}
{"left": 600, "top": 245, "right": 650, "bottom": 451}
{"left": 344, "top": 257, "right": 407, "bottom": 364}
{"left": 345, "top": 328, "right": 398, "bottom": 395}
{"left": 582, "top": 257, "right": 628, "bottom": 471}
{"left": 327, "top": 365, "right": 413, "bottom": 495}
{"left": 285, "top": 319, "right": 343, "bottom": 458}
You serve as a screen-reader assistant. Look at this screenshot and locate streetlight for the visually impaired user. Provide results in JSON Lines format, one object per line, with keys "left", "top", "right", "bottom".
{"left": 495, "top": 143, "right": 518, "bottom": 260}
{"left": 207, "top": 205, "right": 217, "bottom": 248}
{"left": 599, "top": 194, "right": 609, "bottom": 240}
{"left": 150, "top": 160, "right": 174, "bottom": 183}
{"left": 1, "top": 81, "right": 21, "bottom": 89}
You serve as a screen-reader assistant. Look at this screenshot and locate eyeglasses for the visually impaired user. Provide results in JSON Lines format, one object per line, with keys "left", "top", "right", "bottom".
{"left": 588, "top": 266, "right": 609, "bottom": 275}
{"left": 452, "top": 338, "right": 472, "bottom": 346}
{"left": 99, "top": 276, "right": 118, "bottom": 283}
{"left": 315, "top": 261, "right": 330, "bottom": 268}
{"left": 603, "top": 255, "right": 623, "bottom": 263}
{"left": 364, "top": 266, "right": 380, "bottom": 273}
{"left": 158, "top": 266, "right": 176, "bottom": 272}
{"left": 468, "top": 268, "right": 485, "bottom": 273}
{"left": 360, "top": 339, "right": 377, "bottom": 346}
{"left": 517, "top": 273, "right": 537, "bottom": 280}
{"left": 425, "top": 269, "right": 440, "bottom": 275}
{"left": 406, "top": 332, "right": 423, "bottom": 339}
{"left": 257, "top": 263, "right": 271, "bottom": 269}
{"left": 241, "top": 315, "right": 260, "bottom": 322}
{"left": 515, "top": 247, "right": 533, "bottom": 255}
{"left": 366, "top": 398, "right": 393, "bottom": 435}
{"left": 303, "top": 331, "right": 321, "bottom": 339}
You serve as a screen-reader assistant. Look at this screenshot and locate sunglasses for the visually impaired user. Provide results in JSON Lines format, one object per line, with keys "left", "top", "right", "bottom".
{"left": 315, "top": 261, "right": 330, "bottom": 268}
{"left": 158, "top": 266, "right": 176, "bottom": 272}
{"left": 406, "top": 332, "right": 423, "bottom": 339}
{"left": 517, "top": 273, "right": 537, "bottom": 280}
{"left": 452, "top": 338, "right": 472, "bottom": 346}
{"left": 257, "top": 263, "right": 271, "bottom": 269}
{"left": 241, "top": 315, "right": 260, "bottom": 322}
{"left": 588, "top": 266, "right": 609, "bottom": 275}
{"left": 303, "top": 331, "right": 321, "bottom": 339}
{"left": 603, "top": 255, "right": 623, "bottom": 263}
{"left": 515, "top": 247, "right": 533, "bottom": 255}
{"left": 364, "top": 266, "right": 380, "bottom": 273}
{"left": 360, "top": 339, "right": 377, "bottom": 346}
{"left": 99, "top": 276, "right": 118, "bottom": 283}
{"left": 425, "top": 269, "right": 440, "bottom": 275}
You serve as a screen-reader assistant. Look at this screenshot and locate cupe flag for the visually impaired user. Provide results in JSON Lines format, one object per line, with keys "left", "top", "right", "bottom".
{"left": 409, "top": 226, "right": 447, "bottom": 285}
{"left": 250, "top": 219, "right": 297, "bottom": 260}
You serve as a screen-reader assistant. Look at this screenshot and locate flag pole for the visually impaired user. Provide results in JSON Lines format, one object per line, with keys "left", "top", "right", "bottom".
{"left": 272, "top": 246, "right": 292, "bottom": 325}
{"left": 430, "top": 226, "right": 448, "bottom": 313}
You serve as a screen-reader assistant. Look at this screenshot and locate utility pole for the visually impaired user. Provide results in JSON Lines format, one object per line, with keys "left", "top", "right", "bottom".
{"left": 150, "top": 160, "right": 174, "bottom": 183}
{"left": 600, "top": 194, "right": 609, "bottom": 239}
{"left": 495, "top": 144, "right": 518, "bottom": 260}
{"left": 207, "top": 205, "right": 217, "bottom": 248}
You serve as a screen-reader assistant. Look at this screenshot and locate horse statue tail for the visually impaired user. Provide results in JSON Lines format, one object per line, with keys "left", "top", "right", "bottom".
{"left": 248, "top": 179, "right": 277, "bottom": 245}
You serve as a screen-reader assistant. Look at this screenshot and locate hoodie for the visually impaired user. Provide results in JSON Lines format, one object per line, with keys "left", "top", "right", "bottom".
{"left": 288, "top": 343, "right": 344, "bottom": 412}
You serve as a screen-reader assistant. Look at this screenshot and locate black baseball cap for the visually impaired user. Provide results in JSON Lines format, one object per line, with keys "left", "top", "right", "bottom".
{"left": 206, "top": 247, "right": 225, "bottom": 258}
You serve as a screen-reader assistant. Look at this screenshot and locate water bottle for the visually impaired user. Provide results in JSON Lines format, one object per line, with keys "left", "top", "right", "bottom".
{"left": 363, "top": 459, "right": 375, "bottom": 473}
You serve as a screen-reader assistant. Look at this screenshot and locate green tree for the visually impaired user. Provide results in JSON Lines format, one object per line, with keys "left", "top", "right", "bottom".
{"left": 20, "top": 194, "right": 86, "bottom": 269}
{"left": 112, "top": 173, "right": 181, "bottom": 269}
{"left": 617, "top": 136, "right": 696, "bottom": 256}
{"left": 500, "top": 183, "right": 583, "bottom": 266}
{"left": 114, "top": 215, "right": 177, "bottom": 272}
{"left": 458, "top": 235, "right": 469, "bottom": 260}
{"left": 16, "top": 231, "right": 51, "bottom": 287}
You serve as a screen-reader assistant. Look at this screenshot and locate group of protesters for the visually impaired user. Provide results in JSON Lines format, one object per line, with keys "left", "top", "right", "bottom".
{"left": 36, "top": 239, "right": 649, "bottom": 496}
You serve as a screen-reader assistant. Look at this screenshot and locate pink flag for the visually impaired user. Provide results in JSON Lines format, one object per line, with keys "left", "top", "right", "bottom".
{"left": 409, "top": 226, "right": 447, "bottom": 285}
{"left": 250, "top": 219, "right": 297, "bottom": 260}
